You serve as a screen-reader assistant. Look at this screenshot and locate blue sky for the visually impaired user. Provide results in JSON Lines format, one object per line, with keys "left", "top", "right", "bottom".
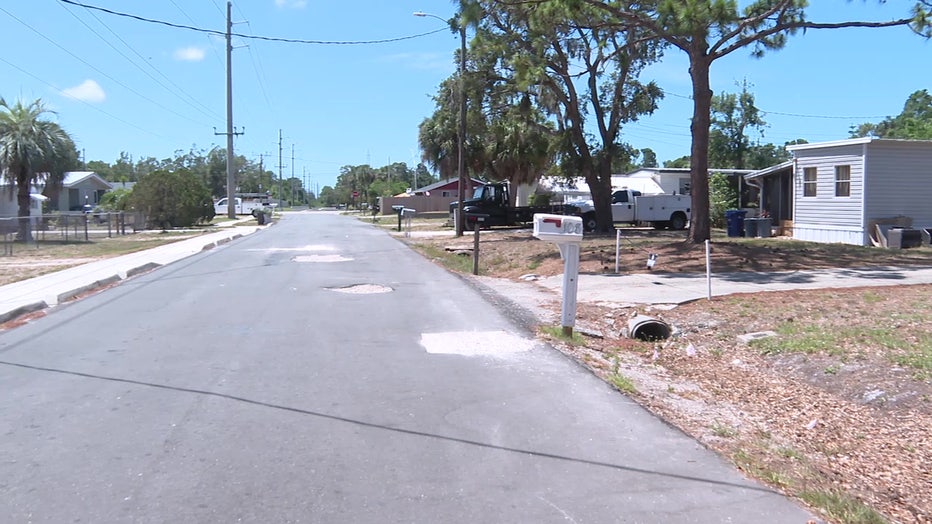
{"left": 2, "top": 1, "right": 929, "bottom": 192}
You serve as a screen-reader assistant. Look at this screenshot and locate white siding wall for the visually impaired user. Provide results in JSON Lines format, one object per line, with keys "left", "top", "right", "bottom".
{"left": 863, "top": 141, "right": 932, "bottom": 229}
{"left": 793, "top": 144, "right": 865, "bottom": 245}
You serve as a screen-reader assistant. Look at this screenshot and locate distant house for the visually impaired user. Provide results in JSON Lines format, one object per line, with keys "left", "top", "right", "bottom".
{"left": 381, "top": 177, "right": 484, "bottom": 215}
{"left": 746, "top": 138, "right": 932, "bottom": 246}
{"left": 45, "top": 171, "right": 112, "bottom": 212}
{"left": 407, "top": 177, "right": 484, "bottom": 198}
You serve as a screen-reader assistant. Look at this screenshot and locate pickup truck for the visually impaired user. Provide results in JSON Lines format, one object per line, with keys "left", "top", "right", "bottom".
{"left": 450, "top": 182, "right": 565, "bottom": 229}
{"left": 565, "top": 189, "right": 691, "bottom": 231}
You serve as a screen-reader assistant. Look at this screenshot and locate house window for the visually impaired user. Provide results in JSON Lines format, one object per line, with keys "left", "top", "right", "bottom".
{"left": 835, "top": 165, "right": 851, "bottom": 197}
{"left": 803, "top": 167, "right": 817, "bottom": 197}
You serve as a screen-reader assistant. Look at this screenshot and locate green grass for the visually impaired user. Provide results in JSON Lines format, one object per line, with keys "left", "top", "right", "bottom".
{"left": 799, "top": 490, "right": 888, "bottom": 524}
{"left": 414, "top": 243, "right": 476, "bottom": 274}
{"left": 540, "top": 325, "right": 586, "bottom": 345}
{"left": 892, "top": 343, "right": 932, "bottom": 380}
{"left": 609, "top": 373, "right": 637, "bottom": 394}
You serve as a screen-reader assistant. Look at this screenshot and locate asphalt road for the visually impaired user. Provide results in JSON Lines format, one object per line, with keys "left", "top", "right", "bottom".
{"left": 0, "top": 212, "right": 815, "bottom": 523}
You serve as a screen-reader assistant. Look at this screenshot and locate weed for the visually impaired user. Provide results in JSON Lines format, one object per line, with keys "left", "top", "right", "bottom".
{"left": 609, "top": 373, "right": 637, "bottom": 394}
{"left": 824, "top": 364, "right": 840, "bottom": 375}
{"left": 540, "top": 325, "right": 586, "bottom": 346}
{"left": 799, "top": 490, "right": 888, "bottom": 524}
{"left": 891, "top": 343, "right": 932, "bottom": 380}
{"left": 711, "top": 423, "right": 738, "bottom": 438}
{"left": 861, "top": 291, "right": 886, "bottom": 304}
{"left": 777, "top": 447, "right": 804, "bottom": 461}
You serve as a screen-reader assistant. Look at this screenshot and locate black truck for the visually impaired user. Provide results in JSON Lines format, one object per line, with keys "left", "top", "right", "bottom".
{"left": 449, "top": 182, "right": 566, "bottom": 229}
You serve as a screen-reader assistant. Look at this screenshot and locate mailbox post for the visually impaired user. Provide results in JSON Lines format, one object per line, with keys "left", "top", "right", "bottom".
{"left": 391, "top": 205, "right": 405, "bottom": 232}
{"left": 532, "top": 213, "right": 584, "bottom": 336}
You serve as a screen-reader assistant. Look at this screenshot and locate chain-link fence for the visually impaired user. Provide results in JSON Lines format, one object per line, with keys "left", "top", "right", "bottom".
{"left": 0, "top": 211, "right": 146, "bottom": 256}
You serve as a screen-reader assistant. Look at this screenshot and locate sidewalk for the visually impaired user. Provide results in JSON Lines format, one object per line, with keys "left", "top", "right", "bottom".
{"left": 0, "top": 222, "right": 261, "bottom": 324}
{"left": 536, "top": 265, "right": 932, "bottom": 305}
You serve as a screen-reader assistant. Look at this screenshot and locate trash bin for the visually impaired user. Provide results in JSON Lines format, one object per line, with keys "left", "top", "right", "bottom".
{"left": 744, "top": 217, "right": 759, "bottom": 238}
{"left": 756, "top": 217, "right": 772, "bottom": 238}
{"left": 256, "top": 211, "right": 266, "bottom": 225}
{"left": 725, "top": 210, "right": 746, "bottom": 237}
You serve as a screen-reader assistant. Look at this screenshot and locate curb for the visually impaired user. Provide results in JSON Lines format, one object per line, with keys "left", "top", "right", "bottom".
{"left": 125, "top": 262, "right": 162, "bottom": 278}
{"left": 0, "top": 301, "right": 49, "bottom": 325}
{"left": 57, "top": 274, "right": 122, "bottom": 304}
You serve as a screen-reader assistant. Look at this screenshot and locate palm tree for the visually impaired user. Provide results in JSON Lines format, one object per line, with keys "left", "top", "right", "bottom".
{"left": 0, "top": 98, "right": 76, "bottom": 241}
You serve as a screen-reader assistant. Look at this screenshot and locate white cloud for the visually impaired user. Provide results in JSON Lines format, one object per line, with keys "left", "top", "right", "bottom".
{"left": 174, "top": 46, "right": 206, "bottom": 62}
{"left": 61, "top": 79, "right": 106, "bottom": 103}
{"left": 275, "top": 0, "right": 307, "bottom": 8}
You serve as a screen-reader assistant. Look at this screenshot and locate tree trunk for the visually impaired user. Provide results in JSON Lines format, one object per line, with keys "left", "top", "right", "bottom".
{"left": 15, "top": 168, "right": 34, "bottom": 243}
{"left": 591, "top": 155, "right": 614, "bottom": 233}
{"left": 688, "top": 53, "right": 713, "bottom": 243}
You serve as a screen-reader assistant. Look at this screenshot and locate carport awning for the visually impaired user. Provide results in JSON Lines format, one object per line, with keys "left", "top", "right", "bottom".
{"left": 745, "top": 160, "right": 793, "bottom": 181}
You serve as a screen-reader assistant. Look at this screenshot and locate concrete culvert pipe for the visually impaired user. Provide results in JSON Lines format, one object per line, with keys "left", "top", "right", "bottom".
{"left": 626, "top": 315, "right": 671, "bottom": 341}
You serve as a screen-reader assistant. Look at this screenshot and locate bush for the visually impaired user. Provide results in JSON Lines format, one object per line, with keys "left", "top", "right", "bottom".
{"left": 709, "top": 172, "right": 738, "bottom": 229}
{"left": 98, "top": 188, "right": 132, "bottom": 211}
{"left": 127, "top": 169, "right": 215, "bottom": 229}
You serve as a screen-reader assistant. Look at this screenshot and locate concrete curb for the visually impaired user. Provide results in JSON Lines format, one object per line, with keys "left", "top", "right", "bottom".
{"left": 125, "top": 263, "right": 162, "bottom": 279}
{"left": 0, "top": 301, "right": 48, "bottom": 324}
{"left": 56, "top": 274, "right": 122, "bottom": 304}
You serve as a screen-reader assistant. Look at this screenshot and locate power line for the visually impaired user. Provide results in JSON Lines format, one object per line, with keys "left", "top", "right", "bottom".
{"left": 0, "top": 5, "right": 214, "bottom": 128}
{"left": 0, "top": 55, "right": 171, "bottom": 140}
{"left": 661, "top": 89, "right": 889, "bottom": 120}
{"left": 59, "top": 1, "right": 223, "bottom": 122}
{"left": 58, "top": 0, "right": 448, "bottom": 45}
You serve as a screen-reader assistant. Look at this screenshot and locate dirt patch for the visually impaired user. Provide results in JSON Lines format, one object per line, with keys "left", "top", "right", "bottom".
{"left": 406, "top": 229, "right": 932, "bottom": 523}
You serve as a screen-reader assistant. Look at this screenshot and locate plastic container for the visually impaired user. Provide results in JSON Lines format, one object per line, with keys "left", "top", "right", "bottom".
{"left": 725, "top": 210, "right": 747, "bottom": 237}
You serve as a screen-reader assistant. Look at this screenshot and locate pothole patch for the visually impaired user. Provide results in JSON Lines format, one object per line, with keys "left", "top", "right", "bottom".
{"left": 419, "top": 331, "right": 536, "bottom": 358}
{"left": 294, "top": 255, "right": 353, "bottom": 263}
{"left": 327, "top": 284, "right": 393, "bottom": 294}
{"left": 252, "top": 244, "right": 339, "bottom": 253}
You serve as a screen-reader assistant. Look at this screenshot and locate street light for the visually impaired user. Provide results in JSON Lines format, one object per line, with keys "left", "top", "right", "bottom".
{"left": 414, "top": 11, "right": 467, "bottom": 237}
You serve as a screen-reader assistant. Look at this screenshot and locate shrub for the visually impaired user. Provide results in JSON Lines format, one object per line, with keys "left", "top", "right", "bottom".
{"left": 709, "top": 172, "right": 738, "bottom": 229}
{"left": 127, "top": 169, "right": 215, "bottom": 228}
{"left": 98, "top": 188, "right": 132, "bottom": 211}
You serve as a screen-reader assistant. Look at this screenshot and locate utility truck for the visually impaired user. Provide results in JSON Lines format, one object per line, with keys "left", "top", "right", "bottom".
{"left": 565, "top": 189, "right": 691, "bottom": 231}
{"left": 214, "top": 193, "right": 271, "bottom": 215}
{"left": 449, "top": 182, "right": 565, "bottom": 229}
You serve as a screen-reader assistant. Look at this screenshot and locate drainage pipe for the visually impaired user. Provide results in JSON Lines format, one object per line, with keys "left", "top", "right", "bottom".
{"left": 625, "top": 315, "right": 671, "bottom": 341}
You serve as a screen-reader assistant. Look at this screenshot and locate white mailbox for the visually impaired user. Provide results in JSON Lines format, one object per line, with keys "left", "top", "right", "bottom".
{"left": 533, "top": 213, "right": 583, "bottom": 244}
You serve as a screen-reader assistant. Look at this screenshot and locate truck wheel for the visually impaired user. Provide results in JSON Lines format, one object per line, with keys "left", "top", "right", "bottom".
{"left": 583, "top": 213, "right": 598, "bottom": 232}
{"left": 670, "top": 212, "right": 688, "bottom": 230}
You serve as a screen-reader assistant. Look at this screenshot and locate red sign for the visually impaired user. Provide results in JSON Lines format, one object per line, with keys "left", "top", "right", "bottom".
{"left": 352, "top": 191, "right": 359, "bottom": 198}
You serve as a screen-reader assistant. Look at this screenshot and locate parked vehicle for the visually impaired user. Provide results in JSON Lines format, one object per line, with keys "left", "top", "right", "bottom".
{"left": 214, "top": 193, "right": 271, "bottom": 215}
{"left": 449, "top": 182, "right": 565, "bottom": 229}
{"left": 565, "top": 189, "right": 691, "bottom": 231}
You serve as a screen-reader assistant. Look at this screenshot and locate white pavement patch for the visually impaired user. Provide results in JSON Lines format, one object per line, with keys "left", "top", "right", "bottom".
{"left": 328, "top": 284, "right": 392, "bottom": 294}
{"left": 420, "top": 331, "right": 537, "bottom": 358}
{"left": 249, "top": 244, "right": 339, "bottom": 252}
{"left": 294, "top": 255, "right": 353, "bottom": 263}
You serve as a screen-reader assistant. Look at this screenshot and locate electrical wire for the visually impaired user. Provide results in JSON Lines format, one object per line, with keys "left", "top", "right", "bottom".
{"left": 0, "top": 6, "right": 214, "bottom": 128}
{"left": 0, "top": 55, "right": 172, "bottom": 140}
{"left": 58, "top": 0, "right": 448, "bottom": 45}
{"left": 661, "top": 89, "right": 890, "bottom": 120}
{"left": 59, "top": 2, "right": 223, "bottom": 123}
